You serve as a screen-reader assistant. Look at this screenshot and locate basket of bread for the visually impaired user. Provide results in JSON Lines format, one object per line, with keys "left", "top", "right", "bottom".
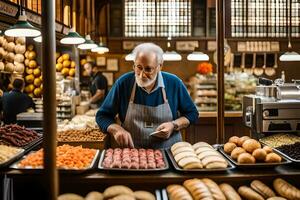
{"left": 167, "top": 141, "right": 234, "bottom": 171}
{"left": 165, "top": 178, "right": 300, "bottom": 200}
{"left": 219, "top": 136, "right": 291, "bottom": 168}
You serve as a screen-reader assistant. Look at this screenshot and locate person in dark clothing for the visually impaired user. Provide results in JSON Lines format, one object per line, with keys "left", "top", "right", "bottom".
{"left": 2, "top": 78, "right": 34, "bottom": 124}
{"left": 84, "top": 63, "right": 108, "bottom": 107}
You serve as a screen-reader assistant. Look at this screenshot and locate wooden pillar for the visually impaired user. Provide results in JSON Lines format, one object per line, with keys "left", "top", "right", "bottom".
{"left": 79, "top": 0, "right": 85, "bottom": 35}
{"left": 216, "top": 0, "right": 225, "bottom": 144}
{"left": 41, "top": 0, "right": 58, "bottom": 199}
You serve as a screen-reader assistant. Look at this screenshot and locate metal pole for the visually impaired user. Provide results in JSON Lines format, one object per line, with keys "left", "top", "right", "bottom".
{"left": 41, "top": 0, "right": 58, "bottom": 200}
{"left": 216, "top": 0, "right": 225, "bottom": 144}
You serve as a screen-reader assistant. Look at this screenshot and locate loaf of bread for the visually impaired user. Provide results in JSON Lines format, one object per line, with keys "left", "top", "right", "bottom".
{"left": 103, "top": 185, "right": 134, "bottom": 199}
{"left": 237, "top": 136, "right": 251, "bottom": 147}
{"left": 267, "top": 197, "right": 288, "bottom": 200}
{"left": 202, "top": 178, "right": 226, "bottom": 200}
{"left": 229, "top": 136, "right": 240, "bottom": 145}
{"left": 133, "top": 191, "right": 156, "bottom": 200}
{"left": 219, "top": 183, "right": 241, "bottom": 200}
{"left": 252, "top": 149, "right": 267, "bottom": 161}
{"left": 242, "top": 139, "right": 261, "bottom": 153}
{"left": 250, "top": 180, "right": 276, "bottom": 198}
{"left": 58, "top": 193, "right": 85, "bottom": 200}
{"left": 231, "top": 147, "right": 246, "bottom": 160}
{"left": 237, "top": 153, "right": 256, "bottom": 164}
{"left": 273, "top": 178, "right": 300, "bottom": 200}
{"left": 183, "top": 178, "right": 213, "bottom": 200}
{"left": 171, "top": 142, "right": 192, "bottom": 153}
{"left": 265, "top": 153, "right": 282, "bottom": 163}
{"left": 238, "top": 186, "right": 264, "bottom": 200}
{"left": 224, "top": 142, "right": 237, "bottom": 154}
{"left": 167, "top": 184, "right": 193, "bottom": 200}
{"left": 85, "top": 191, "right": 103, "bottom": 200}
{"left": 110, "top": 194, "right": 135, "bottom": 200}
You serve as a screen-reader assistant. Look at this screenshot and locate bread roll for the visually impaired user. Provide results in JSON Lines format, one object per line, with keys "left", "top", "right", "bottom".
{"left": 167, "top": 184, "right": 193, "bottom": 200}
{"left": 267, "top": 197, "right": 287, "bottom": 200}
{"left": 250, "top": 180, "right": 276, "bottom": 198}
{"left": 238, "top": 186, "right": 264, "bottom": 200}
{"left": 224, "top": 142, "right": 237, "bottom": 154}
{"left": 133, "top": 191, "right": 156, "bottom": 200}
{"left": 206, "top": 162, "right": 228, "bottom": 169}
{"left": 183, "top": 179, "right": 213, "bottom": 200}
{"left": 231, "top": 147, "right": 246, "bottom": 160}
{"left": 58, "top": 193, "right": 84, "bottom": 200}
{"left": 229, "top": 136, "right": 240, "bottom": 145}
{"left": 252, "top": 149, "right": 267, "bottom": 162}
{"left": 193, "top": 142, "right": 212, "bottom": 150}
{"left": 263, "top": 146, "right": 273, "bottom": 154}
{"left": 85, "top": 191, "right": 103, "bottom": 200}
{"left": 237, "top": 136, "right": 251, "bottom": 147}
{"left": 174, "top": 151, "right": 198, "bottom": 162}
{"left": 242, "top": 139, "right": 261, "bottom": 153}
{"left": 202, "top": 178, "right": 226, "bottom": 200}
{"left": 110, "top": 194, "right": 135, "bottom": 200}
{"left": 103, "top": 185, "right": 134, "bottom": 199}
{"left": 202, "top": 155, "right": 227, "bottom": 167}
{"left": 171, "top": 142, "right": 192, "bottom": 153}
{"left": 198, "top": 150, "right": 221, "bottom": 160}
{"left": 172, "top": 146, "right": 194, "bottom": 156}
{"left": 219, "top": 183, "right": 241, "bottom": 200}
{"left": 195, "top": 146, "right": 214, "bottom": 155}
{"left": 178, "top": 156, "right": 201, "bottom": 168}
{"left": 237, "top": 153, "right": 256, "bottom": 164}
{"left": 265, "top": 153, "right": 282, "bottom": 163}
{"left": 273, "top": 178, "right": 300, "bottom": 200}
{"left": 184, "top": 162, "right": 203, "bottom": 169}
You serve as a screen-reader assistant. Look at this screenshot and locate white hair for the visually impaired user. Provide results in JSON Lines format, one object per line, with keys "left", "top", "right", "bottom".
{"left": 132, "top": 43, "right": 164, "bottom": 65}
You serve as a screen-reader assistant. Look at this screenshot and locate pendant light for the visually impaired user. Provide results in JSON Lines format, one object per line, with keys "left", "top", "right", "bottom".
{"left": 163, "top": 37, "right": 182, "bottom": 61}
{"left": 279, "top": 0, "right": 300, "bottom": 61}
{"left": 78, "top": 35, "right": 97, "bottom": 50}
{"left": 5, "top": 9, "right": 41, "bottom": 37}
{"left": 125, "top": 53, "right": 134, "bottom": 61}
{"left": 91, "top": 37, "right": 109, "bottom": 54}
{"left": 33, "top": 36, "right": 42, "bottom": 43}
{"left": 187, "top": 42, "right": 209, "bottom": 61}
{"left": 60, "top": 28, "right": 85, "bottom": 45}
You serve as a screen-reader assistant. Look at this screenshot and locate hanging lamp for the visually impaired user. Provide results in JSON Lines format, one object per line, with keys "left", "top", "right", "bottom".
{"left": 91, "top": 37, "right": 109, "bottom": 54}
{"left": 5, "top": 9, "right": 41, "bottom": 37}
{"left": 33, "top": 36, "right": 42, "bottom": 43}
{"left": 60, "top": 28, "right": 85, "bottom": 45}
{"left": 78, "top": 35, "right": 97, "bottom": 50}
{"left": 125, "top": 53, "right": 135, "bottom": 61}
{"left": 163, "top": 37, "right": 182, "bottom": 61}
{"left": 279, "top": 0, "right": 300, "bottom": 61}
{"left": 187, "top": 42, "right": 209, "bottom": 61}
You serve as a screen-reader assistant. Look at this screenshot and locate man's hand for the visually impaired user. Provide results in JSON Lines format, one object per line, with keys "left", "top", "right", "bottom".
{"left": 154, "top": 122, "right": 175, "bottom": 139}
{"left": 112, "top": 129, "right": 134, "bottom": 148}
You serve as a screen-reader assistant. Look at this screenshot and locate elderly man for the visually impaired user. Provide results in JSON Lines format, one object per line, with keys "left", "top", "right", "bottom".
{"left": 96, "top": 43, "right": 198, "bottom": 148}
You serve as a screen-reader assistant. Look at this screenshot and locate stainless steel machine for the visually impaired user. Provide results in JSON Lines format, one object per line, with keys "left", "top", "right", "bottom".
{"left": 243, "top": 78, "right": 300, "bottom": 138}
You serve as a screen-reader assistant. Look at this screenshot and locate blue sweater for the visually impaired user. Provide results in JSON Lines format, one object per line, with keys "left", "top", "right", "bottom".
{"left": 96, "top": 71, "right": 199, "bottom": 132}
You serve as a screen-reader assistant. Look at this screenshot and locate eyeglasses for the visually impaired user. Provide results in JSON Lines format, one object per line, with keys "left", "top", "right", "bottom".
{"left": 133, "top": 64, "right": 157, "bottom": 74}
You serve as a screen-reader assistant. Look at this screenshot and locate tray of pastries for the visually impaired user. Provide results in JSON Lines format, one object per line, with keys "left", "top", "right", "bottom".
{"left": 11, "top": 144, "right": 99, "bottom": 172}
{"left": 166, "top": 141, "right": 234, "bottom": 172}
{"left": 0, "top": 145, "right": 24, "bottom": 168}
{"left": 98, "top": 148, "right": 168, "bottom": 171}
{"left": 219, "top": 136, "right": 291, "bottom": 168}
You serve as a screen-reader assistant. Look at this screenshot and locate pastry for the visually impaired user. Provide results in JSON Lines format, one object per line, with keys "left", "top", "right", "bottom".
{"left": 263, "top": 146, "right": 273, "bottom": 154}
{"left": 224, "top": 142, "right": 237, "bottom": 154}
{"left": 252, "top": 149, "right": 267, "bottom": 161}
{"left": 237, "top": 153, "right": 256, "bottom": 164}
{"left": 219, "top": 183, "right": 241, "bottom": 200}
{"left": 178, "top": 156, "right": 201, "bottom": 168}
{"left": 103, "top": 185, "right": 134, "bottom": 199}
{"left": 167, "top": 184, "right": 193, "bottom": 200}
{"left": 238, "top": 186, "right": 264, "bottom": 200}
{"left": 242, "top": 139, "right": 261, "bottom": 153}
{"left": 250, "top": 180, "right": 276, "bottom": 198}
{"left": 174, "top": 151, "right": 198, "bottom": 162}
{"left": 171, "top": 142, "right": 192, "bottom": 153}
{"left": 85, "top": 191, "right": 103, "bottom": 200}
{"left": 193, "top": 141, "right": 212, "bottom": 150}
{"left": 184, "top": 162, "right": 203, "bottom": 169}
{"left": 202, "top": 155, "right": 227, "bottom": 166}
{"left": 184, "top": 179, "right": 213, "bottom": 200}
{"left": 198, "top": 150, "right": 221, "bottom": 160}
{"left": 231, "top": 147, "right": 246, "bottom": 160}
{"left": 202, "top": 178, "right": 226, "bottom": 200}
{"left": 133, "top": 191, "right": 156, "bottom": 200}
{"left": 229, "top": 136, "right": 240, "bottom": 145}
{"left": 237, "top": 136, "right": 251, "bottom": 147}
{"left": 273, "top": 178, "right": 300, "bottom": 200}
{"left": 172, "top": 146, "right": 194, "bottom": 156}
{"left": 265, "top": 153, "right": 282, "bottom": 163}
{"left": 206, "top": 162, "right": 228, "bottom": 169}
{"left": 195, "top": 146, "right": 214, "bottom": 155}
{"left": 58, "top": 193, "right": 84, "bottom": 200}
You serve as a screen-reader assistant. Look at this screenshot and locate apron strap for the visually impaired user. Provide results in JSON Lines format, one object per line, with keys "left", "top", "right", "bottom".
{"left": 162, "top": 87, "right": 168, "bottom": 103}
{"left": 130, "top": 81, "right": 137, "bottom": 103}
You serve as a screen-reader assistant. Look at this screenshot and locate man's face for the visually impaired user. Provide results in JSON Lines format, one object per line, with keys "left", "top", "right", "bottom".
{"left": 133, "top": 52, "right": 160, "bottom": 88}
{"left": 84, "top": 63, "right": 92, "bottom": 76}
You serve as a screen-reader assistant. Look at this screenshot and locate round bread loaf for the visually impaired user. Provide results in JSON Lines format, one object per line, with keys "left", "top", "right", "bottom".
{"left": 171, "top": 142, "right": 192, "bottom": 153}
{"left": 202, "top": 178, "right": 226, "bottom": 200}
{"left": 224, "top": 142, "right": 237, "bottom": 154}
{"left": 265, "top": 153, "right": 282, "bottom": 163}
{"left": 238, "top": 186, "right": 264, "bottom": 200}
{"left": 250, "top": 180, "right": 276, "bottom": 198}
{"left": 237, "top": 153, "right": 256, "bottom": 164}
{"left": 237, "top": 136, "right": 251, "bottom": 147}
{"left": 219, "top": 183, "right": 241, "bottom": 200}
{"left": 252, "top": 149, "right": 267, "bottom": 161}
{"left": 263, "top": 146, "right": 273, "bottom": 154}
{"left": 229, "top": 136, "right": 240, "bottom": 145}
{"left": 231, "top": 147, "right": 246, "bottom": 160}
{"left": 242, "top": 139, "right": 261, "bottom": 153}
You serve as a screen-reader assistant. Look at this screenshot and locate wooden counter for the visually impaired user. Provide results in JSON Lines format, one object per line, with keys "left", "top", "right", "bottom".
{"left": 199, "top": 111, "right": 242, "bottom": 118}
{"left": 5, "top": 165, "right": 300, "bottom": 199}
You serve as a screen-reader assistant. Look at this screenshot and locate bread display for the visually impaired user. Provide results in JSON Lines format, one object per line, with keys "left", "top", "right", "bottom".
{"left": 273, "top": 178, "right": 300, "bottom": 200}
{"left": 167, "top": 184, "right": 193, "bottom": 200}
{"left": 238, "top": 186, "right": 264, "bottom": 200}
{"left": 17, "top": 144, "right": 97, "bottom": 169}
{"left": 223, "top": 136, "right": 284, "bottom": 164}
{"left": 170, "top": 141, "right": 228, "bottom": 170}
{"left": 219, "top": 183, "right": 241, "bottom": 200}
{"left": 102, "top": 148, "right": 166, "bottom": 169}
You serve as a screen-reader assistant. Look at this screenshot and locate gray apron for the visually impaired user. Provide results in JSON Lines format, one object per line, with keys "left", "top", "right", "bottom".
{"left": 123, "top": 81, "right": 181, "bottom": 149}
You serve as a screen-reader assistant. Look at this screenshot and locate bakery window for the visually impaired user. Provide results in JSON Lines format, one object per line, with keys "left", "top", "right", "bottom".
{"left": 124, "top": 0, "right": 192, "bottom": 37}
